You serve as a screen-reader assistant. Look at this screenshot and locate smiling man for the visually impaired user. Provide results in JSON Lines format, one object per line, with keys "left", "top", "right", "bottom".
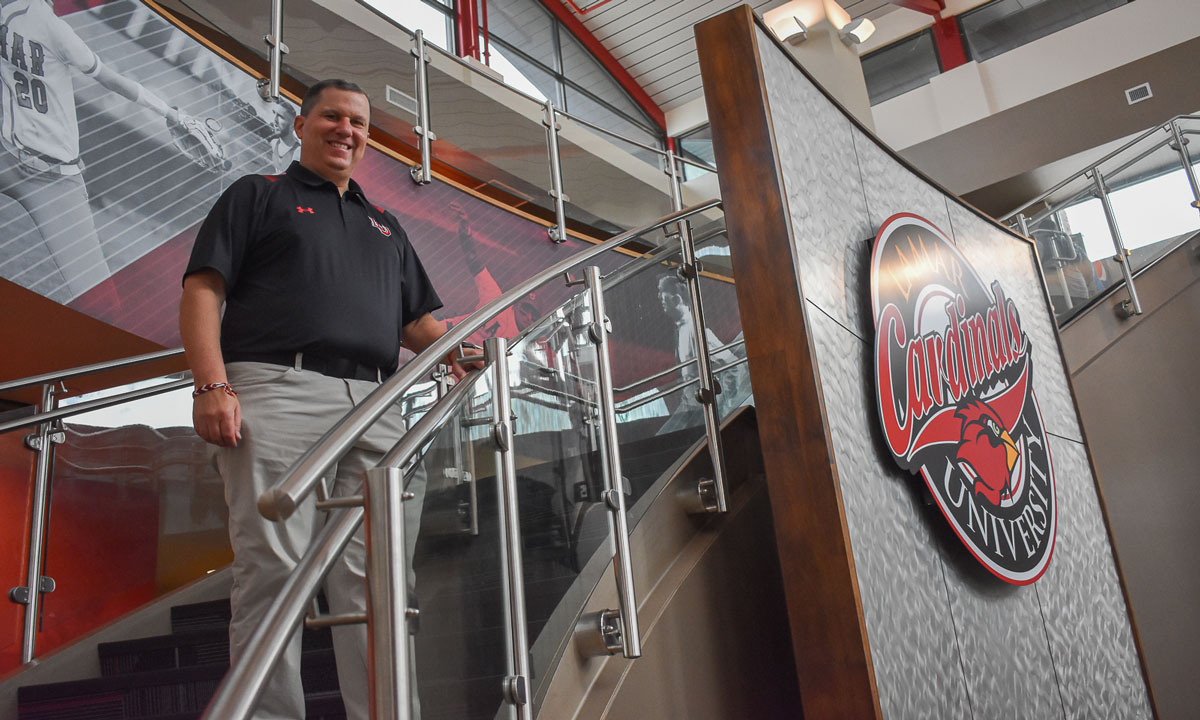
{"left": 180, "top": 79, "right": 462, "bottom": 719}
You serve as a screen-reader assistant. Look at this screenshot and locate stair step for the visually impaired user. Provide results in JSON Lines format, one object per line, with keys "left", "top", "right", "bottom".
{"left": 18, "top": 649, "right": 341, "bottom": 720}
{"left": 168, "top": 600, "right": 230, "bottom": 634}
{"left": 98, "top": 624, "right": 335, "bottom": 677}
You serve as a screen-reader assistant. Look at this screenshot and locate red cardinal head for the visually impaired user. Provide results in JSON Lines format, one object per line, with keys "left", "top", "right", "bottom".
{"left": 955, "top": 400, "right": 1019, "bottom": 506}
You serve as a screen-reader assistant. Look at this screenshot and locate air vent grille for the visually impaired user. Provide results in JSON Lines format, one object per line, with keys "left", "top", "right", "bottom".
{"left": 385, "top": 85, "right": 417, "bottom": 116}
{"left": 1125, "top": 82, "right": 1152, "bottom": 105}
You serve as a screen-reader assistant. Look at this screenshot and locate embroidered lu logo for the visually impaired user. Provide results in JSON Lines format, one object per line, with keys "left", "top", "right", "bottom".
{"left": 296, "top": 206, "right": 314, "bottom": 214}
{"left": 370, "top": 216, "right": 392, "bottom": 237}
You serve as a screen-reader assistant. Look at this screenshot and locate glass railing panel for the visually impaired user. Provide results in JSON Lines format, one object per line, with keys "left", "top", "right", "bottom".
{"left": 560, "top": 92, "right": 664, "bottom": 169}
{"left": 34, "top": 375, "right": 228, "bottom": 657}
{"left": 280, "top": 0, "right": 424, "bottom": 151}
{"left": 556, "top": 116, "right": 675, "bottom": 234}
{"left": 502, "top": 295, "right": 614, "bottom": 715}
{"left": 1102, "top": 133, "right": 1200, "bottom": 274}
{"left": 406, "top": 370, "right": 509, "bottom": 720}
{"left": 423, "top": 59, "right": 556, "bottom": 219}
{"left": 1025, "top": 171, "right": 1112, "bottom": 323}
{"left": 607, "top": 218, "right": 745, "bottom": 510}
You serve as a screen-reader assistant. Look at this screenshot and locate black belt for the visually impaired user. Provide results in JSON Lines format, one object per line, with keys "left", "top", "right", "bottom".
{"left": 226, "top": 351, "right": 386, "bottom": 382}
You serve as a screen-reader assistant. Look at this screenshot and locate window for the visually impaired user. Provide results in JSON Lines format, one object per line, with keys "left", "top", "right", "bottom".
{"left": 676, "top": 124, "right": 714, "bottom": 181}
{"left": 481, "top": 0, "right": 663, "bottom": 152}
{"left": 363, "top": 0, "right": 454, "bottom": 51}
{"left": 861, "top": 30, "right": 941, "bottom": 106}
{"left": 960, "top": 0, "right": 1129, "bottom": 62}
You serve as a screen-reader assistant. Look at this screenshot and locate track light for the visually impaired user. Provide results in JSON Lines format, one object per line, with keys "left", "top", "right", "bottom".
{"left": 839, "top": 17, "right": 875, "bottom": 45}
{"left": 773, "top": 15, "right": 809, "bottom": 44}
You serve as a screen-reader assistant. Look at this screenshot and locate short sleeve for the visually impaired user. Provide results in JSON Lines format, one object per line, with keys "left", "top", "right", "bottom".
{"left": 183, "top": 176, "right": 263, "bottom": 291}
{"left": 394, "top": 221, "right": 443, "bottom": 327}
{"left": 47, "top": 13, "right": 100, "bottom": 76}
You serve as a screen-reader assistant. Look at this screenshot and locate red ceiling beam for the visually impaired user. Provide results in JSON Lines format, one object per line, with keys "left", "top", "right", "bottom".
{"left": 534, "top": 0, "right": 666, "bottom": 131}
{"left": 889, "top": 0, "right": 945, "bottom": 15}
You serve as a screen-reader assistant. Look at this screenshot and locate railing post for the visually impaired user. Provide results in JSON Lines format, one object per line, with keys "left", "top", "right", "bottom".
{"left": 677, "top": 222, "right": 730, "bottom": 514}
{"left": 543, "top": 101, "right": 569, "bottom": 243}
{"left": 1092, "top": 168, "right": 1143, "bottom": 316}
{"left": 256, "top": 0, "right": 288, "bottom": 101}
{"left": 410, "top": 29, "right": 435, "bottom": 185}
{"left": 1168, "top": 120, "right": 1200, "bottom": 212}
{"left": 436, "top": 367, "right": 478, "bottom": 536}
{"left": 10, "top": 383, "right": 61, "bottom": 663}
{"left": 666, "top": 150, "right": 683, "bottom": 213}
{"left": 364, "top": 466, "right": 416, "bottom": 720}
{"left": 485, "top": 338, "right": 533, "bottom": 720}
{"left": 582, "top": 267, "right": 642, "bottom": 658}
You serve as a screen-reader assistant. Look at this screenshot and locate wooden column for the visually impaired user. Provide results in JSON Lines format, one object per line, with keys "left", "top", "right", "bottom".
{"left": 694, "top": 7, "right": 881, "bottom": 719}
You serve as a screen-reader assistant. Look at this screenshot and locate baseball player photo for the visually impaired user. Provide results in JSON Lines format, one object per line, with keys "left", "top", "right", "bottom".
{"left": 0, "top": 0, "right": 228, "bottom": 302}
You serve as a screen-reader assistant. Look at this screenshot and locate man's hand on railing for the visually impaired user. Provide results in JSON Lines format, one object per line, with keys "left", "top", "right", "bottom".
{"left": 445, "top": 342, "right": 485, "bottom": 381}
{"left": 193, "top": 386, "right": 242, "bottom": 447}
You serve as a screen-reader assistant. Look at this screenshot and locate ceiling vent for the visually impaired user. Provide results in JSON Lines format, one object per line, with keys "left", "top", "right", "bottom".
{"left": 1125, "top": 82, "right": 1153, "bottom": 105}
{"left": 385, "top": 85, "right": 417, "bottom": 116}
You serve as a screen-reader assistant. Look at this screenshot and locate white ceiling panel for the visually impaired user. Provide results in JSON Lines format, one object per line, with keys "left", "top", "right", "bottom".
{"left": 566, "top": 0, "right": 900, "bottom": 112}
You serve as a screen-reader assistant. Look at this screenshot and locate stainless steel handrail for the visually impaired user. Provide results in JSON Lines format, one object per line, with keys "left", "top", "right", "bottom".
{"left": 1001, "top": 113, "right": 1200, "bottom": 222}
{"left": 0, "top": 376, "right": 193, "bottom": 435}
{"left": 617, "top": 356, "right": 750, "bottom": 413}
{"left": 258, "top": 200, "right": 722, "bottom": 521}
{"left": 203, "top": 366, "right": 487, "bottom": 720}
{"left": 0, "top": 347, "right": 184, "bottom": 395}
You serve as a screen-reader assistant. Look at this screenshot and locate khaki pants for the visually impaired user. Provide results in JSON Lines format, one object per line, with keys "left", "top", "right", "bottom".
{"left": 217, "top": 362, "right": 422, "bottom": 720}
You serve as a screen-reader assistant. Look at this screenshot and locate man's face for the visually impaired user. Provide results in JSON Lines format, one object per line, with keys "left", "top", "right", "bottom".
{"left": 659, "top": 286, "right": 686, "bottom": 322}
{"left": 294, "top": 88, "right": 370, "bottom": 188}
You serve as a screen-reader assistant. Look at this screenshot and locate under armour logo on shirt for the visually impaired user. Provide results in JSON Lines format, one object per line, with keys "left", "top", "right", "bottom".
{"left": 369, "top": 216, "right": 392, "bottom": 237}
{"left": 297, "top": 206, "right": 314, "bottom": 214}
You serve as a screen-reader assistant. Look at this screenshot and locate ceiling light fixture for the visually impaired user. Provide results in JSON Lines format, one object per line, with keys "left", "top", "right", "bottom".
{"left": 773, "top": 15, "right": 809, "bottom": 44}
{"left": 839, "top": 17, "right": 876, "bottom": 45}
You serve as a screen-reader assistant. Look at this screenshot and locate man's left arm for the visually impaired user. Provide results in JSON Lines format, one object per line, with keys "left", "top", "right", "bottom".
{"left": 402, "top": 313, "right": 482, "bottom": 379}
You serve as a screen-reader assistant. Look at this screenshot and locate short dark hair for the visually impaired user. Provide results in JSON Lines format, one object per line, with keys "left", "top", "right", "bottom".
{"left": 300, "top": 79, "right": 369, "bottom": 116}
{"left": 657, "top": 272, "right": 687, "bottom": 296}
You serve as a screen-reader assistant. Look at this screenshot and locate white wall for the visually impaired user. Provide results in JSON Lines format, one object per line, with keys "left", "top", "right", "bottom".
{"left": 871, "top": 0, "right": 1200, "bottom": 150}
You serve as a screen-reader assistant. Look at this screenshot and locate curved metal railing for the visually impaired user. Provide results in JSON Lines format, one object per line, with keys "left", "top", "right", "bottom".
{"left": 256, "top": 199, "right": 722, "bottom": 522}
{"left": 1001, "top": 113, "right": 1200, "bottom": 325}
{"left": 202, "top": 199, "right": 730, "bottom": 720}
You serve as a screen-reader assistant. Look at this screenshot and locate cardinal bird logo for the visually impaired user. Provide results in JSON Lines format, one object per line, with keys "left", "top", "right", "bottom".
{"left": 871, "top": 213, "right": 1056, "bottom": 585}
{"left": 955, "top": 400, "right": 1019, "bottom": 506}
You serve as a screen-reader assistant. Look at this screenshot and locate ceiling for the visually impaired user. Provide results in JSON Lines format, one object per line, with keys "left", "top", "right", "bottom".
{"left": 568, "top": 0, "right": 897, "bottom": 112}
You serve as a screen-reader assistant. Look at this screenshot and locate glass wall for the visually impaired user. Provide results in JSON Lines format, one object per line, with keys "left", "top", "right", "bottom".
{"left": 861, "top": 30, "right": 941, "bottom": 105}
{"left": 960, "top": 0, "right": 1129, "bottom": 62}
{"left": 480, "top": 0, "right": 664, "bottom": 152}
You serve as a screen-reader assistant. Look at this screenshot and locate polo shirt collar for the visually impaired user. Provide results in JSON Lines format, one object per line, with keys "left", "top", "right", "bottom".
{"left": 285, "top": 161, "right": 368, "bottom": 202}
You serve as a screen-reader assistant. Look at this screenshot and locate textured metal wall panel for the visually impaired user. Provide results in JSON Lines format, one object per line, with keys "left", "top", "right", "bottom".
{"left": 807, "top": 309, "right": 973, "bottom": 720}
{"left": 751, "top": 24, "right": 1152, "bottom": 720}
{"left": 1036, "top": 437, "right": 1152, "bottom": 720}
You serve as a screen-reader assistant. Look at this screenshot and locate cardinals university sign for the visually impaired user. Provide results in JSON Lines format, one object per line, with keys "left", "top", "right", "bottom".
{"left": 870, "top": 214, "right": 1056, "bottom": 584}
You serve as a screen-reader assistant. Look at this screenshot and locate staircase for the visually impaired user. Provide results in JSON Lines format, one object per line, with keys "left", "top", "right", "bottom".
{"left": 16, "top": 599, "right": 346, "bottom": 720}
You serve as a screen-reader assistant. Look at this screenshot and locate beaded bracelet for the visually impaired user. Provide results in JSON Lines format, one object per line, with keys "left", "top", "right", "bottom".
{"left": 193, "top": 382, "right": 239, "bottom": 398}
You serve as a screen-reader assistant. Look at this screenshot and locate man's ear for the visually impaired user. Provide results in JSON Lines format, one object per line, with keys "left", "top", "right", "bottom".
{"left": 294, "top": 113, "right": 305, "bottom": 140}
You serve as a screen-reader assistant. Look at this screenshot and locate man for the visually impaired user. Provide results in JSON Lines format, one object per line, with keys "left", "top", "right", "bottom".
{"left": 0, "top": 0, "right": 184, "bottom": 301}
{"left": 180, "top": 79, "right": 466, "bottom": 719}
{"left": 656, "top": 272, "right": 745, "bottom": 431}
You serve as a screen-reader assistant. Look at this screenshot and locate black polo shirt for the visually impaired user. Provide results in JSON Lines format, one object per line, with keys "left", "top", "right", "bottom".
{"left": 184, "top": 161, "right": 442, "bottom": 374}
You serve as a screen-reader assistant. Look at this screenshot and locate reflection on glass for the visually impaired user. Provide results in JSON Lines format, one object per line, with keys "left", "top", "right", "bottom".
{"left": 485, "top": 0, "right": 560, "bottom": 69}
{"left": 862, "top": 30, "right": 940, "bottom": 105}
{"left": 406, "top": 372, "right": 509, "bottom": 720}
{"left": 487, "top": 41, "right": 555, "bottom": 103}
{"left": 36, "top": 378, "right": 230, "bottom": 659}
{"left": 960, "top": 0, "right": 1126, "bottom": 62}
